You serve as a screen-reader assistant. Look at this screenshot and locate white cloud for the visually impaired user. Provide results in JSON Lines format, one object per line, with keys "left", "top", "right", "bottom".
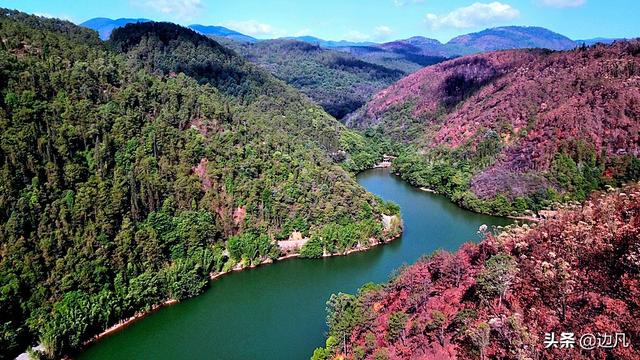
{"left": 374, "top": 25, "right": 393, "bottom": 39}
{"left": 224, "top": 20, "right": 282, "bottom": 37}
{"left": 394, "top": 0, "right": 425, "bottom": 6}
{"left": 343, "top": 26, "right": 393, "bottom": 42}
{"left": 425, "top": 2, "right": 520, "bottom": 29}
{"left": 540, "top": 0, "right": 586, "bottom": 8}
{"left": 131, "top": 0, "right": 204, "bottom": 21}
{"left": 293, "top": 28, "right": 312, "bottom": 37}
{"left": 344, "top": 30, "right": 370, "bottom": 42}
{"left": 35, "top": 13, "right": 74, "bottom": 22}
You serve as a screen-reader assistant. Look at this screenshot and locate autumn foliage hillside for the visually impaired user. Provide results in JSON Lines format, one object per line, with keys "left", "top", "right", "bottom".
{"left": 314, "top": 185, "right": 640, "bottom": 360}
{"left": 349, "top": 41, "right": 640, "bottom": 214}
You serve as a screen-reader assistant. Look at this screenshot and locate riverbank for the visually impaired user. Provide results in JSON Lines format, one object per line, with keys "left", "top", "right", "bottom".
{"left": 371, "top": 154, "right": 396, "bottom": 169}
{"left": 77, "top": 218, "right": 402, "bottom": 354}
{"left": 210, "top": 231, "right": 402, "bottom": 281}
{"left": 81, "top": 299, "right": 179, "bottom": 347}
{"left": 74, "top": 167, "right": 514, "bottom": 360}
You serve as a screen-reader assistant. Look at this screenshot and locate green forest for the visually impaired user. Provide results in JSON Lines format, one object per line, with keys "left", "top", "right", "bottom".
{"left": 223, "top": 39, "right": 406, "bottom": 119}
{"left": 0, "top": 12, "right": 395, "bottom": 359}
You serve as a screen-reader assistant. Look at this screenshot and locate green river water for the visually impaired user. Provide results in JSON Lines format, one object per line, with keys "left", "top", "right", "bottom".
{"left": 78, "top": 168, "right": 512, "bottom": 360}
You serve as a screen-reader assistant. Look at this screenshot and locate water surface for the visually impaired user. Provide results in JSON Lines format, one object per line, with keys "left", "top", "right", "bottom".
{"left": 79, "top": 168, "right": 512, "bottom": 360}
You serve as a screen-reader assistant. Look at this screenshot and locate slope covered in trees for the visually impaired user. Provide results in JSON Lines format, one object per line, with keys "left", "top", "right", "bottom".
{"left": 314, "top": 185, "right": 640, "bottom": 360}
{"left": 0, "top": 11, "right": 394, "bottom": 359}
{"left": 222, "top": 38, "right": 410, "bottom": 119}
{"left": 348, "top": 41, "right": 640, "bottom": 215}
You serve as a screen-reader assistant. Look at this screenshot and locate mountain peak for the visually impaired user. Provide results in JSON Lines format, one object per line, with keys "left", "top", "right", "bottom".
{"left": 404, "top": 36, "right": 443, "bottom": 46}
{"left": 188, "top": 24, "right": 257, "bottom": 43}
{"left": 283, "top": 36, "right": 376, "bottom": 48}
{"left": 447, "top": 25, "right": 576, "bottom": 54}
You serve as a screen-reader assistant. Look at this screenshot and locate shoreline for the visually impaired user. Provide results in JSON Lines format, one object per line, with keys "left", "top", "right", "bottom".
{"left": 78, "top": 231, "right": 402, "bottom": 354}
{"left": 369, "top": 166, "right": 552, "bottom": 222}
{"left": 507, "top": 215, "right": 541, "bottom": 222}
{"left": 80, "top": 299, "right": 179, "bottom": 348}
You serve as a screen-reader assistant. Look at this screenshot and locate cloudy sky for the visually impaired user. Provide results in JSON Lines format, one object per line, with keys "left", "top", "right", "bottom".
{"left": 4, "top": 0, "right": 639, "bottom": 42}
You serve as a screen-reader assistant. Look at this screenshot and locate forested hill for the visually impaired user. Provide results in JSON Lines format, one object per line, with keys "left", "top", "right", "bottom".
{"left": 314, "top": 185, "right": 640, "bottom": 359}
{"left": 221, "top": 38, "right": 410, "bottom": 119}
{"left": 108, "top": 22, "right": 385, "bottom": 150}
{"left": 348, "top": 41, "right": 640, "bottom": 216}
{"left": 0, "top": 11, "right": 394, "bottom": 358}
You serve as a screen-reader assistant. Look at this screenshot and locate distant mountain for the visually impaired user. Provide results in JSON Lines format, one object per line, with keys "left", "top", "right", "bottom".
{"left": 284, "top": 36, "right": 376, "bottom": 48}
{"left": 446, "top": 26, "right": 577, "bottom": 54}
{"left": 291, "top": 26, "right": 604, "bottom": 57}
{"left": 575, "top": 37, "right": 623, "bottom": 46}
{"left": 81, "top": 21, "right": 588, "bottom": 58}
{"left": 222, "top": 38, "right": 408, "bottom": 119}
{"left": 333, "top": 27, "right": 579, "bottom": 74}
{"left": 188, "top": 24, "right": 256, "bottom": 43}
{"left": 80, "top": 17, "right": 150, "bottom": 40}
{"left": 377, "top": 36, "right": 446, "bottom": 57}
{"left": 334, "top": 45, "right": 447, "bottom": 74}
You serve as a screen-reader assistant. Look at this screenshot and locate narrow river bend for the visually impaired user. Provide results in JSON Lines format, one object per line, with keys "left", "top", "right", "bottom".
{"left": 79, "top": 168, "right": 512, "bottom": 360}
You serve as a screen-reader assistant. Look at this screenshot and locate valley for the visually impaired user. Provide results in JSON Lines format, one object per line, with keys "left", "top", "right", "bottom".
{"left": 0, "top": 3, "right": 638, "bottom": 360}
{"left": 77, "top": 169, "right": 512, "bottom": 360}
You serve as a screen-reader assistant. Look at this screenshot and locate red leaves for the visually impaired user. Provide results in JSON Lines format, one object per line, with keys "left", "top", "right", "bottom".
{"left": 192, "top": 158, "right": 212, "bottom": 190}
{"left": 358, "top": 41, "right": 640, "bottom": 199}
{"left": 343, "top": 185, "right": 640, "bottom": 359}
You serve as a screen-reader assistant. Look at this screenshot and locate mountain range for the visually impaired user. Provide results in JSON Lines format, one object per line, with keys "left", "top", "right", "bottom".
{"left": 220, "top": 38, "right": 427, "bottom": 119}
{"left": 282, "top": 36, "right": 376, "bottom": 48}
{"left": 79, "top": 17, "right": 630, "bottom": 133}
{"left": 80, "top": 17, "right": 620, "bottom": 54}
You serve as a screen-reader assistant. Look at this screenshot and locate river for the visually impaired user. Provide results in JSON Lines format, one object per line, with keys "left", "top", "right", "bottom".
{"left": 78, "top": 168, "right": 512, "bottom": 360}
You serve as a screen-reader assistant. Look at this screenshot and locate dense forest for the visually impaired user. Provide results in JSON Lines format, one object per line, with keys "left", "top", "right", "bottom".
{"left": 314, "top": 185, "right": 640, "bottom": 360}
{"left": 0, "top": 11, "right": 396, "bottom": 359}
{"left": 349, "top": 42, "right": 640, "bottom": 216}
{"left": 221, "top": 38, "right": 408, "bottom": 119}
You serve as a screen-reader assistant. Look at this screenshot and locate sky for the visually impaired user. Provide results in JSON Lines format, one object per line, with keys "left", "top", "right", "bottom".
{"left": 2, "top": 0, "right": 639, "bottom": 42}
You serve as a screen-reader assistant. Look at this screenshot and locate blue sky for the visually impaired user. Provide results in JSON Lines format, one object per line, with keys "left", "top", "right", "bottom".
{"left": 3, "top": 0, "right": 639, "bottom": 42}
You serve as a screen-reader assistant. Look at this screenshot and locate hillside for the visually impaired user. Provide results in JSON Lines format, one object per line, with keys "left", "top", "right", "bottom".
{"left": 314, "top": 185, "right": 640, "bottom": 360}
{"left": 348, "top": 41, "right": 640, "bottom": 215}
{"left": 223, "top": 38, "right": 409, "bottom": 119}
{"left": 218, "top": 26, "right": 578, "bottom": 104}
{"left": 283, "top": 36, "right": 375, "bottom": 48}
{"left": 376, "top": 36, "right": 448, "bottom": 57}
{"left": 336, "top": 43, "right": 448, "bottom": 74}
{"left": 0, "top": 12, "right": 394, "bottom": 358}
